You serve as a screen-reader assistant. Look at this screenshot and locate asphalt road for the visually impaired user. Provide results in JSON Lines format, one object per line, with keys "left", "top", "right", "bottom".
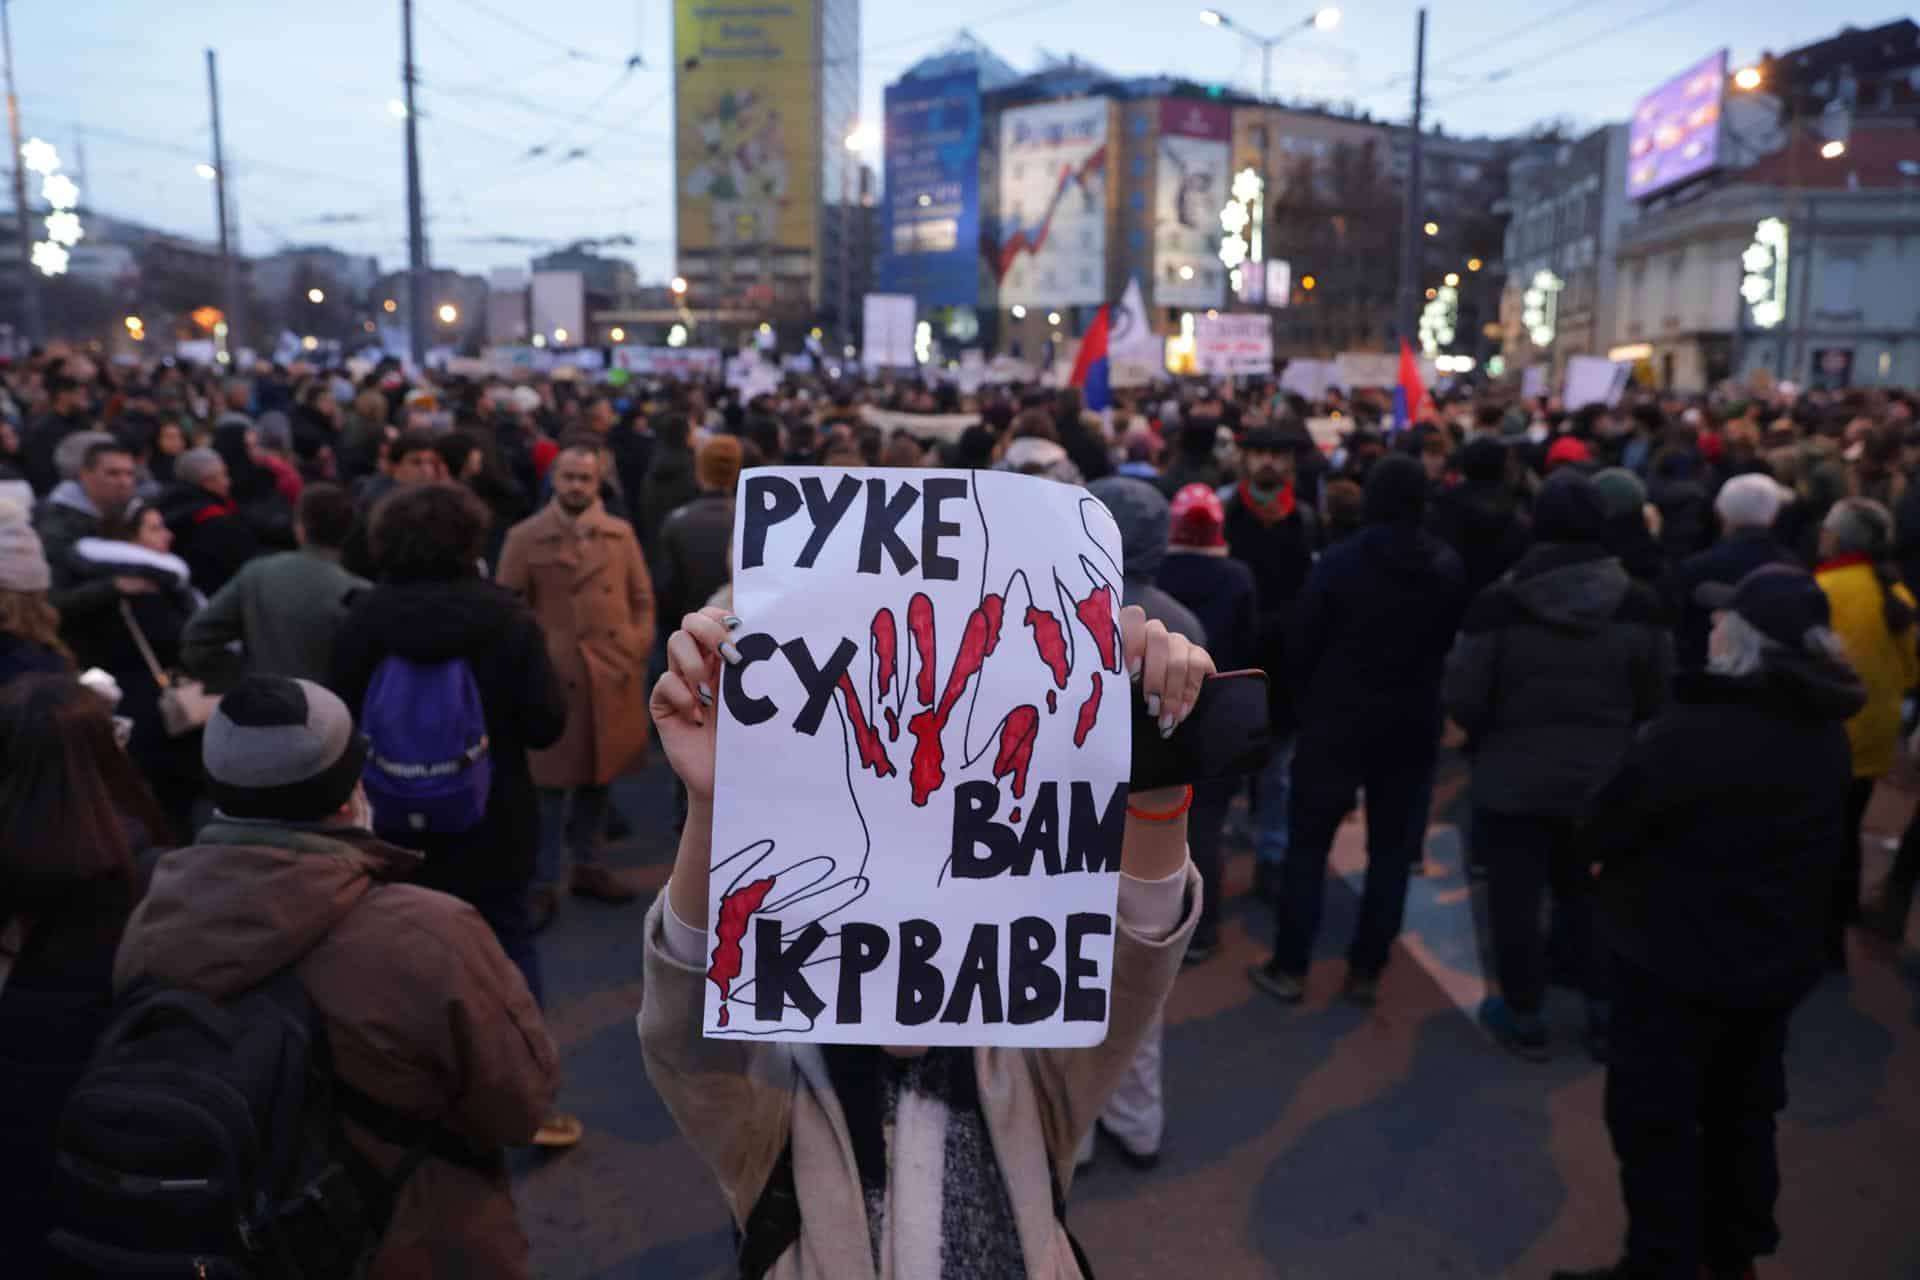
{"left": 511, "top": 758, "right": 1920, "bottom": 1280}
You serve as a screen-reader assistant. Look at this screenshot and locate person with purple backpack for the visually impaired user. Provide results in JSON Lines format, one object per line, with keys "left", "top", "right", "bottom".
{"left": 329, "top": 482, "right": 580, "bottom": 1148}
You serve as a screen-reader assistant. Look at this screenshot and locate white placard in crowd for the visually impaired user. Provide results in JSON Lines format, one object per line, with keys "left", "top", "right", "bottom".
{"left": 613, "top": 347, "right": 723, "bottom": 379}
{"left": 1193, "top": 313, "right": 1273, "bottom": 377}
{"left": 1333, "top": 350, "right": 1438, "bottom": 390}
{"left": 1304, "top": 417, "right": 1346, "bottom": 456}
{"left": 863, "top": 293, "right": 919, "bottom": 369}
{"left": 706, "top": 468, "right": 1132, "bottom": 1046}
{"left": 1279, "top": 359, "right": 1333, "bottom": 402}
{"left": 1564, "top": 355, "right": 1632, "bottom": 409}
{"left": 175, "top": 339, "right": 216, "bottom": 366}
{"left": 1521, "top": 365, "right": 1548, "bottom": 400}
{"left": 860, "top": 407, "right": 981, "bottom": 445}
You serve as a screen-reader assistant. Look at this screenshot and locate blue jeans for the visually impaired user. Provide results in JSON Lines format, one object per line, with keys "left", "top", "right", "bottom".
{"left": 1254, "top": 734, "right": 1298, "bottom": 869}
{"left": 1271, "top": 743, "right": 1433, "bottom": 978}
{"left": 472, "top": 887, "right": 544, "bottom": 1006}
{"left": 536, "top": 784, "right": 611, "bottom": 889}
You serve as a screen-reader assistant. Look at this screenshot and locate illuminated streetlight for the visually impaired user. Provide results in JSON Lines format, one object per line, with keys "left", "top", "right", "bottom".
{"left": 1423, "top": 221, "right": 1439, "bottom": 237}
{"left": 532, "top": 333, "right": 548, "bottom": 348}
{"left": 1820, "top": 139, "right": 1846, "bottom": 159}
{"left": 1178, "top": 264, "right": 1195, "bottom": 280}
{"left": 917, "top": 193, "right": 932, "bottom": 208}
{"left": 1199, "top": 9, "right": 1223, "bottom": 24}
{"left": 1425, "top": 286, "right": 1437, "bottom": 300}
{"left": 437, "top": 303, "right": 458, "bottom": 324}
{"left": 1301, "top": 274, "right": 1316, "bottom": 290}
{"left": 1444, "top": 271, "right": 1459, "bottom": 286}
{"left": 307, "top": 288, "right": 325, "bottom": 304}
{"left": 363, "top": 320, "right": 375, "bottom": 333}
{"left": 195, "top": 162, "right": 217, "bottom": 180}
{"left": 610, "top": 326, "right": 626, "bottom": 342}
{"left": 124, "top": 315, "right": 142, "bottom": 331}
{"left": 843, "top": 122, "right": 878, "bottom": 152}
{"left": 1313, "top": 6, "right": 1341, "bottom": 30}
{"left": 1047, "top": 311, "right": 1061, "bottom": 325}
{"left": 1011, "top": 304, "right": 1027, "bottom": 319}
{"left": 382, "top": 298, "right": 397, "bottom": 313}
{"left": 669, "top": 275, "right": 688, "bottom": 295}
{"left": 1733, "top": 66, "right": 1762, "bottom": 91}
{"left": 553, "top": 328, "right": 569, "bottom": 344}
{"left": 1468, "top": 257, "right": 1483, "bottom": 272}
{"left": 386, "top": 99, "right": 409, "bottom": 119}
{"left": 301, "top": 336, "right": 319, "bottom": 352}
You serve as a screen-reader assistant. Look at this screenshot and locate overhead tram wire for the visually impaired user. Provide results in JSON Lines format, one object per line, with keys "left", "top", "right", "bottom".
{"left": 1421, "top": 0, "right": 1705, "bottom": 108}
{"left": 446, "top": 0, "right": 625, "bottom": 66}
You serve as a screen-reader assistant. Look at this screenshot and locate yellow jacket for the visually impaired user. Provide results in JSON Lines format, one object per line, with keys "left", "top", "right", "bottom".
{"left": 1817, "top": 558, "right": 1920, "bottom": 777}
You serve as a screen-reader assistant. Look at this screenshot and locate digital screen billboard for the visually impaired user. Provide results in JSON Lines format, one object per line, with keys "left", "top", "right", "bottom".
{"left": 1627, "top": 49, "right": 1727, "bottom": 200}
{"left": 996, "top": 98, "right": 1111, "bottom": 308}
{"left": 879, "top": 72, "right": 981, "bottom": 309}
{"left": 1154, "top": 99, "right": 1230, "bottom": 309}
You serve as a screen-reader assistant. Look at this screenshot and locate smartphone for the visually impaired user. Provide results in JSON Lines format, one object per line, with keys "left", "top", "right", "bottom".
{"left": 1130, "top": 669, "right": 1272, "bottom": 790}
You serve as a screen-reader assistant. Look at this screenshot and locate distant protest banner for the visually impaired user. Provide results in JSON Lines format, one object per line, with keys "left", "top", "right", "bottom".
{"left": 705, "top": 468, "right": 1131, "bottom": 1046}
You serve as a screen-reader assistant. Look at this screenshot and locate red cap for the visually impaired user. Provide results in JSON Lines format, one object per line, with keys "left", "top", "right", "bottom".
{"left": 1169, "top": 483, "right": 1227, "bottom": 548}
{"left": 1544, "top": 435, "right": 1593, "bottom": 472}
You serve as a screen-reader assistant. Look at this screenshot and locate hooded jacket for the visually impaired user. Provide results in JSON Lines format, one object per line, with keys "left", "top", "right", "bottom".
{"left": 1444, "top": 543, "right": 1672, "bottom": 816}
{"left": 330, "top": 575, "right": 567, "bottom": 901}
{"left": 1427, "top": 482, "right": 1531, "bottom": 602}
{"left": 157, "top": 481, "right": 260, "bottom": 597}
{"left": 35, "top": 480, "right": 117, "bottom": 626}
{"left": 114, "top": 821, "right": 559, "bottom": 1278}
{"left": 1578, "top": 653, "right": 1865, "bottom": 1007}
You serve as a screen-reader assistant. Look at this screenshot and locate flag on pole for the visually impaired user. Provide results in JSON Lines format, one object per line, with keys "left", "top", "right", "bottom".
{"left": 1068, "top": 305, "right": 1112, "bottom": 411}
{"left": 1393, "top": 338, "right": 1427, "bottom": 431}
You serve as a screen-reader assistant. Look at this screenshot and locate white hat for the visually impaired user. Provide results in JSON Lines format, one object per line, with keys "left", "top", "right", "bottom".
{"left": 0, "top": 498, "right": 51, "bottom": 593}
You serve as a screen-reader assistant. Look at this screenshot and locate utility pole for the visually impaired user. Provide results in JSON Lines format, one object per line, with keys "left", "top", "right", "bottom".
{"left": 206, "top": 49, "right": 237, "bottom": 364}
{"left": 1395, "top": 7, "right": 1426, "bottom": 349}
{"left": 401, "top": 0, "right": 428, "bottom": 368}
{"left": 3, "top": 0, "right": 40, "bottom": 345}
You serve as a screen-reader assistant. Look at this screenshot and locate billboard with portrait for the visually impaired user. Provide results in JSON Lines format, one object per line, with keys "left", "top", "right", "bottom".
{"left": 996, "top": 98, "right": 1111, "bottom": 308}
{"left": 1154, "top": 99, "right": 1230, "bottom": 310}
{"left": 1627, "top": 49, "right": 1727, "bottom": 200}
{"left": 674, "top": 0, "right": 817, "bottom": 255}
{"left": 880, "top": 72, "right": 982, "bottom": 309}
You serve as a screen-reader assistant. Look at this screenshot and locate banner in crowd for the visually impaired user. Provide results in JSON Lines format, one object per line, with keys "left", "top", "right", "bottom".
{"left": 1279, "top": 358, "right": 1334, "bottom": 402}
{"left": 996, "top": 98, "right": 1112, "bottom": 308}
{"left": 859, "top": 407, "right": 980, "bottom": 445}
{"left": 880, "top": 70, "right": 983, "bottom": 309}
{"left": 706, "top": 468, "right": 1132, "bottom": 1045}
{"left": 1108, "top": 277, "right": 1164, "bottom": 389}
{"left": 1153, "top": 100, "right": 1229, "bottom": 310}
{"left": 1563, "top": 355, "right": 1632, "bottom": 408}
{"left": 1334, "top": 351, "right": 1437, "bottom": 390}
{"left": 1193, "top": 313, "right": 1272, "bottom": 377}
{"left": 863, "top": 293, "right": 918, "bottom": 369}
{"left": 613, "top": 346, "right": 724, "bottom": 378}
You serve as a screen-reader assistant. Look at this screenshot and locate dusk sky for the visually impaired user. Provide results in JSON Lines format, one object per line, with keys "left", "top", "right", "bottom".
{"left": 19, "top": 0, "right": 1864, "bottom": 283}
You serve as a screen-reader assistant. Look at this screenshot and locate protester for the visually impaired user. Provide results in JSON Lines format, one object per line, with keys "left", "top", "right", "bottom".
{"left": 655, "top": 434, "right": 741, "bottom": 628}
{"left": 1254, "top": 455, "right": 1467, "bottom": 1007}
{"left": 0, "top": 500, "right": 67, "bottom": 686}
{"left": 640, "top": 604, "right": 1205, "bottom": 1275}
{"left": 1592, "top": 466, "right": 1667, "bottom": 584}
{"left": 641, "top": 413, "right": 699, "bottom": 560}
{"left": 1555, "top": 567, "right": 1864, "bottom": 1280}
{"left": 1444, "top": 473, "right": 1674, "bottom": 1060}
{"left": 1428, "top": 435, "right": 1531, "bottom": 601}
{"left": 342, "top": 429, "right": 453, "bottom": 578}
{"left": 181, "top": 482, "right": 368, "bottom": 685}
{"left": 112, "top": 676, "right": 561, "bottom": 1279}
{"left": 1667, "top": 473, "right": 1796, "bottom": 669}
{"left": 38, "top": 438, "right": 139, "bottom": 642}
{"left": 159, "top": 445, "right": 260, "bottom": 596}
{"left": 22, "top": 370, "right": 92, "bottom": 495}
{"left": 497, "top": 439, "right": 657, "bottom": 925}
{"left": 1814, "top": 497, "right": 1918, "bottom": 969}
{"left": 0, "top": 674, "right": 172, "bottom": 1272}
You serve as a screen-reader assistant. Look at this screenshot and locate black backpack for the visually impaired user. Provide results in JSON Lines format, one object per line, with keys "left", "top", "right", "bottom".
{"left": 47, "top": 968, "right": 491, "bottom": 1278}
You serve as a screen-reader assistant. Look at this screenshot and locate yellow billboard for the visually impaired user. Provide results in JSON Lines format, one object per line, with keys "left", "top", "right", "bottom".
{"left": 674, "top": 0, "right": 818, "bottom": 256}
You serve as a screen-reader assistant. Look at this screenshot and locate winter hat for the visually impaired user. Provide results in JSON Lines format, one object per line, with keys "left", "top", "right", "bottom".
{"left": 1088, "top": 476, "right": 1170, "bottom": 582}
{"left": 1460, "top": 436, "right": 1509, "bottom": 488}
{"left": 0, "top": 499, "right": 50, "bottom": 592}
{"left": 1590, "top": 467, "right": 1648, "bottom": 520}
{"left": 1532, "top": 472, "right": 1608, "bottom": 544}
{"left": 696, "top": 435, "right": 743, "bottom": 492}
{"left": 1696, "top": 564, "right": 1830, "bottom": 650}
{"left": 203, "top": 676, "right": 368, "bottom": 823}
{"left": 1168, "top": 483, "right": 1227, "bottom": 548}
{"left": 1544, "top": 435, "right": 1593, "bottom": 472}
{"left": 1362, "top": 454, "right": 1429, "bottom": 527}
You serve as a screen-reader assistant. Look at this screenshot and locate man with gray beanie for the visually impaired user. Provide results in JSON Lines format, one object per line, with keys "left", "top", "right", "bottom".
{"left": 113, "top": 674, "right": 559, "bottom": 1277}
{"left": 1666, "top": 473, "right": 1797, "bottom": 670}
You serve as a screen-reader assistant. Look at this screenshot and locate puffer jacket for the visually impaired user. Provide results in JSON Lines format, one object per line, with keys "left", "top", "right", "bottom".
{"left": 1816, "top": 555, "right": 1919, "bottom": 778}
{"left": 1444, "top": 542, "right": 1673, "bottom": 816}
{"left": 114, "top": 821, "right": 559, "bottom": 1279}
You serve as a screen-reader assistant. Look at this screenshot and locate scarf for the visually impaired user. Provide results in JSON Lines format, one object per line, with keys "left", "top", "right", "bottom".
{"left": 1237, "top": 477, "right": 1296, "bottom": 526}
{"left": 1818, "top": 551, "right": 1872, "bottom": 575}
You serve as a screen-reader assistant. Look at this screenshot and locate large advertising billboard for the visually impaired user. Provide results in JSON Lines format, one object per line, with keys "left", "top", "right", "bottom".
{"left": 1627, "top": 49, "right": 1727, "bottom": 200}
{"left": 1154, "top": 99, "right": 1230, "bottom": 310}
{"left": 996, "top": 98, "right": 1110, "bottom": 308}
{"left": 879, "top": 72, "right": 981, "bottom": 308}
{"left": 674, "top": 0, "right": 817, "bottom": 255}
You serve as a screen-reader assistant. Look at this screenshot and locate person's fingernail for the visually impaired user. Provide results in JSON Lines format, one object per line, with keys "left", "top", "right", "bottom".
{"left": 720, "top": 641, "right": 743, "bottom": 664}
{"left": 1159, "top": 715, "right": 1175, "bottom": 738}
{"left": 697, "top": 683, "right": 714, "bottom": 707}
{"left": 723, "top": 615, "right": 743, "bottom": 631}
{"left": 1130, "top": 656, "right": 1143, "bottom": 681}
{"left": 1146, "top": 693, "right": 1161, "bottom": 717}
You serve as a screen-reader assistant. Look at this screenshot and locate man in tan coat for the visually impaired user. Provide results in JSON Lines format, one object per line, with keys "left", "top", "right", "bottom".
{"left": 497, "top": 437, "right": 656, "bottom": 923}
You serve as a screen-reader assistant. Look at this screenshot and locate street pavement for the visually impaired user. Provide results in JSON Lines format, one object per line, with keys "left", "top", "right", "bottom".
{"left": 512, "top": 757, "right": 1920, "bottom": 1279}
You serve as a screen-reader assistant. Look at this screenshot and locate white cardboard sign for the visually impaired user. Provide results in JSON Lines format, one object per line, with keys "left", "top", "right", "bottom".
{"left": 1193, "top": 313, "right": 1273, "bottom": 377}
{"left": 705, "top": 468, "right": 1132, "bottom": 1046}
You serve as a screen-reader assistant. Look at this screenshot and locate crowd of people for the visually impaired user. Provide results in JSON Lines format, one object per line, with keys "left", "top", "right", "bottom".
{"left": 0, "top": 338, "right": 1913, "bottom": 1278}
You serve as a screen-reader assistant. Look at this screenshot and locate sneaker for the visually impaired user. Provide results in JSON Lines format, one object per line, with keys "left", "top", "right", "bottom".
{"left": 1249, "top": 961, "right": 1305, "bottom": 1004}
{"left": 531, "top": 1111, "right": 584, "bottom": 1149}
{"left": 571, "top": 863, "right": 642, "bottom": 903}
{"left": 1096, "top": 1121, "right": 1160, "bottom": 1172}
{"left": 1478, "top": 996, "right": 1550, "bottom": 1062}
{"left": 1342, "top": 971, "right": 1379, "bottom": 1008}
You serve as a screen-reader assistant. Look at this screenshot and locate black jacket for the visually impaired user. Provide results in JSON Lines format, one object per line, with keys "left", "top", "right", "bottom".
{"left": 1578, "top": 656, "right": 1865, "bottom": 1008}
{"left": 22, "top": 408, "right": 91, "bottom": 496}
{"left": 1664, "top": 529, "right": 1798, "bottom": 670}
{"left": 641, "top": 446, "right": 699, "bottom": 561}
{"left": 1444, "top": 543, "right": 1673, "bottom": 817}
{"left": 1291, "top": 523, "right": 1468, "bottom": 760}
{"left": 1156, "top": 551, "right": 1257, "bottom": 672}
{"left": 330, "top": 576, "right": 567, "bottom": 902}
{"left": 157, "top": 485, "right": 259, "bottom": 598}
{"left": 1428, "top": 484, "right": 1531, "bottom": 602}
{"left": 1223, "top": 488, "right": 1319, "bottom": 734}
{"left": 656, "top": 492, "right": 735, "bottom": 626}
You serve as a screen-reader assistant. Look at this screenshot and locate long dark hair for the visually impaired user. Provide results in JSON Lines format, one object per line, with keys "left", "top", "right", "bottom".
{"left": 0, "top": 675, "right": 171, "bottom": 912}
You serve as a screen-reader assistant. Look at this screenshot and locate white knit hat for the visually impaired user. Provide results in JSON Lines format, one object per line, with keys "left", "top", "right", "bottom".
{"left": 0, "top": 499, "right": 50, "bottom": 593}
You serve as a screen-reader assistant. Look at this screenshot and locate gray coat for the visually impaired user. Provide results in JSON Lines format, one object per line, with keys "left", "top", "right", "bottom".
{"left": 1444, "top": 543, "right": 1673, "bottom": 817}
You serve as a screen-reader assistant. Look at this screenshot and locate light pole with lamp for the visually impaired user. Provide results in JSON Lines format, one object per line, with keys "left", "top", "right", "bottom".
{"left": 842, "top": 122, "right": 877, "bottom": 357}
{"left": 1198, "top": 6, "right": 1340, "bottom": 307}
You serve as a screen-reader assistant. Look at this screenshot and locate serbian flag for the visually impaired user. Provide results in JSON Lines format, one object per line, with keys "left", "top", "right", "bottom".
{"left": 1392, "top": 338, "right": 1427, "bottom": 431}
{"left": 1068, "top": 305, "right": 1112, "bottom": 411}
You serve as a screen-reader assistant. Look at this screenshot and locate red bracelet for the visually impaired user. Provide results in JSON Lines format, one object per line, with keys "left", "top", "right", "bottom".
{"left": 1127, "top": 784, "right": 1193, "bottom": 823}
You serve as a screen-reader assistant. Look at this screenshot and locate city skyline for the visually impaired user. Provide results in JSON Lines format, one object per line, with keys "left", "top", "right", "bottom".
{"left": 20, "top": 0, "right": 1852, "bottom": 283}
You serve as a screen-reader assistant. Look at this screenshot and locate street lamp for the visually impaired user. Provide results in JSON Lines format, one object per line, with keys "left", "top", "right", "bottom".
{"left": 553, "top": 328, "right": 569, "bottom": 344}
{"left": 1011, "top": 304, "right": 1027, "bottom": 319}
{"left": 194, "top": 162, "right": 217, "bottom": 180}
{"left": 1468, "top": 257, "right": 1483, "bottom": 272}
{"left": 610, "top": 326, "right": 626, "bottom": 342}
{"left": 1733, "top": 65, "right": 1762, "bottom": 91}
{"left": 670, "top": 275, "right": 688, "bottom": 297}
{"left": 1444, "top": 271, "right": 1459, "bottom": 286}
{"left": 382, "top": 298, "right": 397, "bottom": 313}
{"left": 1047, "top": 311, "right": 1061, "bottom": 326}
{"left": 437, "top": 303, "right": 458, "bottom": 324}
{"left": 307, "top": 288, "right": 325, "bottom": 304}
{"left": 1423, "top": 221, "right": 1439, "bottom": 237}
{"left": 1820, "top": 139, "right": 1846, "bottom": 160}
{"left": 843, "top": 122, "right": 878, "bottom": 153}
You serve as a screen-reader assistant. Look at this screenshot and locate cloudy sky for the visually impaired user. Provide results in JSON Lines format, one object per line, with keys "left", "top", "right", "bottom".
{"left": 21, "top": 0, "right": 1856, "bottom": 283}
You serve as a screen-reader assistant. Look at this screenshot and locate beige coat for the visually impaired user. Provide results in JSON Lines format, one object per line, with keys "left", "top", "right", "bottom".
{"left": 637, "top": 865, "right": 1200, "bottom": 1279}
{"left": 115, "top": 821, "right": 560, "bottom": 1280}
{"left": 497, "top": 500, "right": 656, "bottom": 788}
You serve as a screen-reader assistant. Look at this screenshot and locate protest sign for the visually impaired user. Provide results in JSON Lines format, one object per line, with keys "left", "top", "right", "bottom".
{"left": 1564, "top": 355, "right": 1631, "bottom": 409}
{"left": 1279, "top": 358, "right": 1333, "bottom": 402}
{"left": 859, "top": 407, "right": 981, "bottom": 446}
{"left": 1193, "top": 313, "right": 1272, "bottom": 377}
{"left": 706, "top": 468, "right": 1132, "bottom": 1046}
